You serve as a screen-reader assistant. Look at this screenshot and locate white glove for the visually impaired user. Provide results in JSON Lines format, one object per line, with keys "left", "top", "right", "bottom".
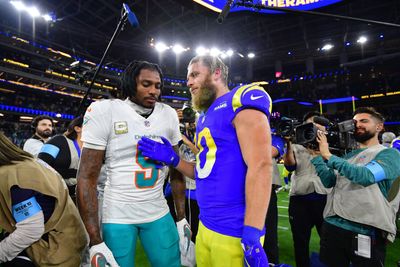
{"left": 89, "top": 242, "right": 119, "bottom": 267}
{"left": 176, "top": 218, "right": 192, "bottom": 256}
{"left": 181, "top": 240, "right": 196, "bottom": 267}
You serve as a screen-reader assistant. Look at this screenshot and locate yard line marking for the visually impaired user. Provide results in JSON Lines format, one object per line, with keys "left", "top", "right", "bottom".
{"left": 278, "top": 226, "right": 289, "bottom": 230}
{"left": 281, "top": 200, "right": 289, "bottom": 203}
{"left": 278, "top": 214, "right": 289, "bottom": 218}
{"left": 278, "top": 206, "right": 288, "bottom": 209}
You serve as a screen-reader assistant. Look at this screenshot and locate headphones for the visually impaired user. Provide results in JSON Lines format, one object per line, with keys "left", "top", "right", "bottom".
{"left": 31, "top": 115, "right": 54, "bottom": 130}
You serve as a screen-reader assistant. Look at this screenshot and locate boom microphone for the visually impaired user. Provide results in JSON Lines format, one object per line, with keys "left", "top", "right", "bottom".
{"left": 123, "top": 3, "right": 139, "bottom": 27}
{"left": 313, "top": 116, "right": 330, "bottom": 126}
{"left": 217, "top": 0, "right": 234, "bottom": 24}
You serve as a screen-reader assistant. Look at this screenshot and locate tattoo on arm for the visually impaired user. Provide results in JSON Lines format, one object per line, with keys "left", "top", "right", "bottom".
{"left": 76, "top": 148, "right": 105, "bottom": 246}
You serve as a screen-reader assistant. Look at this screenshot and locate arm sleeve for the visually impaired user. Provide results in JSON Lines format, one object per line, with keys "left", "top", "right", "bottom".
{"left": 311, "top": 156, "right": 337, "bottom": 188}
{"left": 0, "top": 211, "right": 45, "bottom": 263}
{"left": 326, "top": 149, "right": 400, "bottom": 186}
{"left": 81, "top": 101, "right": 111, "bottom": 148}
{"left": 37, "top": 135, "right": 65, "bottom": 166}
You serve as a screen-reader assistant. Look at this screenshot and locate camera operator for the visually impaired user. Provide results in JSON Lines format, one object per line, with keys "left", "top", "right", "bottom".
{"left": 263, "top": 134, "right": 285, "bottom": 265}
{"left": 310, "top": 107, "right": 400, "bottom": 267}
{"left": 283, "top": 111, "right": 332, "bottom": 267}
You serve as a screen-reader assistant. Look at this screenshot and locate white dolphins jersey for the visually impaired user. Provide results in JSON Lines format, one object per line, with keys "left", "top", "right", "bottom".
{"left": 82, "top": 99, "right": 181, "bottom": 224}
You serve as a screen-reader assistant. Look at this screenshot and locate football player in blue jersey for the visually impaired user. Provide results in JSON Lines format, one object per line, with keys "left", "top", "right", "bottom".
{"left": 139, "top": 55, "right": 273, "bottom": 267}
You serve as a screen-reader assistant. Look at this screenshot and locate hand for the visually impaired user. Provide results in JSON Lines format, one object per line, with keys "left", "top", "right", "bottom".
{"left": 89, "top": 242, "right": 119, "bottom": 267}
{"left": 176, "top": 218, "right": 192, "bottom": 256}
{"left": 241, "top": 226, "right": 269, "bottom": 267}
{"left": 316, "top": 130, "right": 332, "bottom": 160}
{"left": 138, "top": 136, "right": 180, "bottom": 167}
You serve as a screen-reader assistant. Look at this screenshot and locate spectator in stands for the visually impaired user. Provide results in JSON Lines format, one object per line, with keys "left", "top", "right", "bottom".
{"left": 310, "top": 107, "right": 400, "bottom": 267}
{"left": 283, "top": 111, "right": 331, "bottom": 267}
{"left": 38, "top": 116, "right": 83, "bottom": 201}
{"left": 23, "top": 115, "right": 53, "bottom": 156}
{"left": 0, "top": 132, "right": 87, "bottom": 266}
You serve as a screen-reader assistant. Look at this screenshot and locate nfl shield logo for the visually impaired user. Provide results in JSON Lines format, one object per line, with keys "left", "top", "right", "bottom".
{"left": 144, "top": 120, "right": 151, "bottom": 127}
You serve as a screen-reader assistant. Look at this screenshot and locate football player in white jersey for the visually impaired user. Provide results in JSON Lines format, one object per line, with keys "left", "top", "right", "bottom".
{"left": 77, "top": 61, "right": 191, "bottom": 267}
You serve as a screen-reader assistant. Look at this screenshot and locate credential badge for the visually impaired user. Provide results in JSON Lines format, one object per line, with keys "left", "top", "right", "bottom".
{"left": 114, "top": 121, "right": 128, "bottom": 134}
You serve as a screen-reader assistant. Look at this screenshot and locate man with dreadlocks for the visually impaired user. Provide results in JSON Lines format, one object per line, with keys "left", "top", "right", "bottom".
{"left": 77, "top": 61, "right": 189, "bottom": 267}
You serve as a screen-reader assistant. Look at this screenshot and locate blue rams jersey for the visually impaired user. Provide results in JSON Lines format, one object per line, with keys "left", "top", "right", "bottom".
{"left": 391, "top": 137, "right": 400, "bottom": 152}
{"left": 195, "top": 82, "right": 272, "bottom": 237}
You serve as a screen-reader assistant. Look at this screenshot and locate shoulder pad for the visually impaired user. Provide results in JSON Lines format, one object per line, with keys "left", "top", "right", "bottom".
{"left": 231, "top": 82, "right": 272, "bottom": 117}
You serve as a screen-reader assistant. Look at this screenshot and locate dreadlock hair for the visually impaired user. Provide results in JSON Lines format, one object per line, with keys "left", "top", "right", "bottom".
{"left": 0, "top": 132, "right": 33, "bottom": 167}
{"left": 119, "top": 60, "right": 164, "bottom": 98}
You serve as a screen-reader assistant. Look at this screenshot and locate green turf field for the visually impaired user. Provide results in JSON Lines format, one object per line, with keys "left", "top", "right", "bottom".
{"left": 135, "top": 190, "right": 400, "bottom": 267}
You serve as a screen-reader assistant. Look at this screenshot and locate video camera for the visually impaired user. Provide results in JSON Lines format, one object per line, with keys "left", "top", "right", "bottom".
{"left": 274, "top": 117, "right": 302, "bottom": 138}
{"left": 181, "top": 102, "right": 196, "bottom": 123}
{"left": 295, "top": 116, "right": 357, "bottom": 155}
{"left": 272, "top": 115, "right": 357, "bottom": 155}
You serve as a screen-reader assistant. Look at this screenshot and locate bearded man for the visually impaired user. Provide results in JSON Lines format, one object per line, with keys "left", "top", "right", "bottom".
{"left": 138, "top": 55, "right": 273, "bottom": 267}
{"left": 23, "top": 115, "right": 54, "bottom": 157}
{"left": 310, "top": 107, "right": 400, "bottom": 267}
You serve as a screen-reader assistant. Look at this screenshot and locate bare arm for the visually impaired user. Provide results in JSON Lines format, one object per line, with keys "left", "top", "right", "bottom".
{"left": 234, "top": 109, "right": 272, "bottom": 230}
{"left": 182, "top": 134, "right": 199, "bottom": 155}
{"left": 76, "top": 147, "right": 105, "bottom": 246}
{"left": 283, "top": 140, "right": 296, "bottom": 167}
{"left": 170, "top": 145, "right": 186, "bottom": 221}
{"left": 175, "top": 159, "right": 196, "bottom": 179}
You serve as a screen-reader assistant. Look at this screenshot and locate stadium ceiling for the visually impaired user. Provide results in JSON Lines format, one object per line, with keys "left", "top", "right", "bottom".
{"left": 0, "top": 0, "right": 399, "bottom": 79}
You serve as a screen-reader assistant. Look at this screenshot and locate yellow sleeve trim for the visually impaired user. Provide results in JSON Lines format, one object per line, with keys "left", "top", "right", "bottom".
{"left": 232, "top": 81, "right": 272, "bottom": 114}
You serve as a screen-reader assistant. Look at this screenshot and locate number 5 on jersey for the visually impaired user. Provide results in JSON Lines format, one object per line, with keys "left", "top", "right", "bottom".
{"left": 135, "top": 145, "right": 160, "bottom": 188}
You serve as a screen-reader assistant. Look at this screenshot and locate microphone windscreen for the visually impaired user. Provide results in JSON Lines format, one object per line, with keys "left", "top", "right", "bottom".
{"left": 313, "top": 116, "right": 330, "bottom": 126}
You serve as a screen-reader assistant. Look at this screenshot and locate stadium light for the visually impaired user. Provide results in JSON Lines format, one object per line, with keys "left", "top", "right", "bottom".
{"left": 195, "top": 46, "right": 208, "bottom": 55}
{"left": 155, "top": 42, "right": 168, "bottom": 53}
{"left": 42, "top": 14, "right": 52, "bottom": 21}
{"left": 321, "top": 44, "right": 334, "bottom": 51}
{"left": 247, "top": 52, "right": 255, "bottom": 58}
{"left": 10, "top": 1, "right": 24, "bottom": 11}
{"left": 357, "top": 36, "right": 367, "bottom": 44}
{"left": 10, "top": 1, "right": 56, "bottom": 22}
{"left": 172, "top": 44, "right": 185, "bottom": 54}
{"left": 27, "top": 6, "right": 40, "bottom": 17}
{"left": 226, "top": 49, "right": 234, "bottom": 57}
{"left": 210, "top": 47, "right": 220, "bottom": 57}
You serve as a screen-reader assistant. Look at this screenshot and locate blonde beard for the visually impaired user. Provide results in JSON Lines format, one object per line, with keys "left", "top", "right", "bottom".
{"left": 192, "top": 80, "right": 217, "bottom": 112}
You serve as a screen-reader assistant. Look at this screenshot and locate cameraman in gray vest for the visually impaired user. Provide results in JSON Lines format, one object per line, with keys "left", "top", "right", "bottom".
{"left": 310, "top": 107, "right": 400, "bottom": 267}
{"left": 283, "top": 111, "right": 332, "bottom": 267}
